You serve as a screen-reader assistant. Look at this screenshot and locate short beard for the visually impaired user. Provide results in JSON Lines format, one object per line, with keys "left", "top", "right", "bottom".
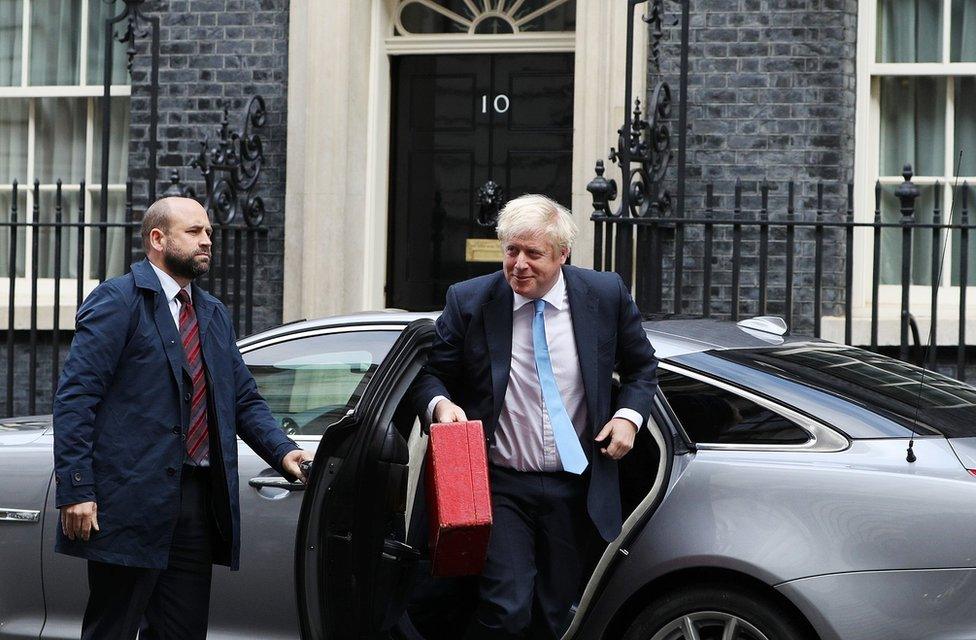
{"left": 163, "top": 250, "right": 210, "bottom": 281}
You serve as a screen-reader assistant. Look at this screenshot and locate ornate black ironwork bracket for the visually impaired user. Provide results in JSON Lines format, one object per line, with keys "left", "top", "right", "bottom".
{"left": 587, "top": 0, "right": 679, "bottom": 221}
{"left": 189, "top": 96, "right": 267, "bottom": 227}
{"left": 162, "top": 96, "right": 267, "bottom": 230}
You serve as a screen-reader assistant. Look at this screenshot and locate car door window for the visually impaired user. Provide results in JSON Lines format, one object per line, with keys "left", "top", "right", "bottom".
{"left": 244, "top": 330, "right": 401, "bottom": 437}
{"left": 659, "top": 369, "right": 810, "bottom": 445}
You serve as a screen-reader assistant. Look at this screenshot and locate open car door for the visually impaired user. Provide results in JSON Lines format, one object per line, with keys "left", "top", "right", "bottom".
{"left": 295, "top": 318, "right": 434, "bottom": 640}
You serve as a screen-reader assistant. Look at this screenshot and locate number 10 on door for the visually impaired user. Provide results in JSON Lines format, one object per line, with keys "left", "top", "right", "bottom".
{"left": 482, "top": 94, "right": 510, "bottom": 114}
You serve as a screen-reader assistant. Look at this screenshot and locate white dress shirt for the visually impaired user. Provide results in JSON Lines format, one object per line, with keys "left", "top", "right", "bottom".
{"left": 428, "top": 271, "right": 644, "bottom": 472}
{"left": 149, "top": 261, "right": 191, "bottom": 329}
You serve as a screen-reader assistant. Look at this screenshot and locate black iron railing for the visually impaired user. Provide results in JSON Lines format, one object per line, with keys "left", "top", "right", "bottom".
{"left": 1, "top": 177, "right": 265, "bottom": 418}
{"left": 590, "top": 166, "right": 976, "bottom": 380}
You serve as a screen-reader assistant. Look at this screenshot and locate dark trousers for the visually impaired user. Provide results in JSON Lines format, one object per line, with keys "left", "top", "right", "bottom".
{"left": 465, "top": 466, "right": 594, "bottom": 640}
{"left": 81, "top": 465, "right": 215, "bottom": 640}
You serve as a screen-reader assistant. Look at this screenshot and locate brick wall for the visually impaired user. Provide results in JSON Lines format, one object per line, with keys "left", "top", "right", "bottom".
{"left": 128, "top": 0, "right": 290, "bottom": 334}
{"left": 647, "top": 0, "right": 858, "bottom": 330}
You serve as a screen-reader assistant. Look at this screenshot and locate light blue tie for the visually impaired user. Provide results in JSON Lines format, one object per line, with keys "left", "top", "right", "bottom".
{"left": 532, "top": 298, "right": 588, "bottom": 474}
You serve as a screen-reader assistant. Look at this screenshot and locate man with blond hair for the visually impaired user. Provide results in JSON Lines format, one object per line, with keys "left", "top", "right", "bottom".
{"left": 413, "top": 194, "right": 659, "bottom": 639}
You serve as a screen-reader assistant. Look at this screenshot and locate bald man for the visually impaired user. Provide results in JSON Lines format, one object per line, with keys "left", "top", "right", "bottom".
{"left": 53, "top": 197, "right": 312, "bottom": 639}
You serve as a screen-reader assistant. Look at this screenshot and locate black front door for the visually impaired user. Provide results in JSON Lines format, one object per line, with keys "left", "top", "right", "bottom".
{"left": 388, "top": 53, "right": 575, "bottom": 310}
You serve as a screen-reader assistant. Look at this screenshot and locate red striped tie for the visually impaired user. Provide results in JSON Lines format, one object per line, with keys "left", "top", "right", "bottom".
{"left": 177, "top": 289, "right": 209, "bottom": 466}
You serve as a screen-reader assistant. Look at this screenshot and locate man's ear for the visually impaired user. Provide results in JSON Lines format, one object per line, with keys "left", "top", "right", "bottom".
{"left": 149, "top": 228, "right": 166, "bottom": 253}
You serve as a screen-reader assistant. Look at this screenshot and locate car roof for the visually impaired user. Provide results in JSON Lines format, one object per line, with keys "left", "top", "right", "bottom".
{"left": 238, "top": 311, "right": 824, "bottom": 359}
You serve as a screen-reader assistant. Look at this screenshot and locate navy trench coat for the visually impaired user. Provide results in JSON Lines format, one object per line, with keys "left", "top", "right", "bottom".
{"left": 53, "top": 259, "right": 298, "bottom": 570}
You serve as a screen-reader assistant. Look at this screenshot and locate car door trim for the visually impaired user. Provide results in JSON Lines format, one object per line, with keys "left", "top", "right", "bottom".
{"left": 659, "top": 362, "right": 850, "bottom": 453}
{"left": 238, "top": 324, "right": 407, "bottom": 354}
{"left": 0, "top": 508, "right": 41, "bottom": 523}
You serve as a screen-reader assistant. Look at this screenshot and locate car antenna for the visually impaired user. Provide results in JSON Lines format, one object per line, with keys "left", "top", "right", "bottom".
{"left": 906, "top": 150, "right": 964, "bottom": 464}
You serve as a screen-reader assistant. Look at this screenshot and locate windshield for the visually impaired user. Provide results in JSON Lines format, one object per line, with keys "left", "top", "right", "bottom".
{"left": 712, "top": 344, "right": 976, "bottom": 438}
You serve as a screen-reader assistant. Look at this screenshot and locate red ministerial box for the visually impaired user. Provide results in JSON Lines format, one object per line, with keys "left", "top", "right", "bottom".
{"left": 426, "top": 420, "right": 493, "bottom": 577}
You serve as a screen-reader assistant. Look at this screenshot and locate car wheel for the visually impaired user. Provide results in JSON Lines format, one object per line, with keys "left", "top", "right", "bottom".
{"left": 622, "top": 584, "right": 812, "bottom": 640}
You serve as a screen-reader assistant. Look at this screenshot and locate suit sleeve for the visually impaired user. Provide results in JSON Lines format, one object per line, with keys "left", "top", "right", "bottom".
{"left": 53, "top": 282, "right": 130, "bottom": 508}
{"left": 613, "top": 274, "right": 659, "bottom": 422}
{"left": 227, "top": 314, "right": 300, "bottom": 477}
{"left": 411, "top": 284, "right": 465, "bottom": 420}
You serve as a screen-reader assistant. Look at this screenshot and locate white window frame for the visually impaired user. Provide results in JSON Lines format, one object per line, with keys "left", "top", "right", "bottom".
{"left": 0, "top": 0, "right": 131, "bottom": 330}
{"left": 837, "top": 0, "right": 976, "bottom": 345}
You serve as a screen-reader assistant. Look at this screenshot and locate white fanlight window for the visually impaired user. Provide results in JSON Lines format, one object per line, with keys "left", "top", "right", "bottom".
{"left": 0, "top": 0, "right": 130, "bottom": 284}
{"left": 865, "top": 0, "right": 976, "bottom": 288}
{"left": 393, "top": 0, "right": 576, "bottom": 36}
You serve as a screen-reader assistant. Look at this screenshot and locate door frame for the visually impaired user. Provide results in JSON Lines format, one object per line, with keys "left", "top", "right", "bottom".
{"left": 294, "top": 318, "right": 434, "bottom": 639}
{"left": 285, "top": 0, "right": 647, "bottom": 320}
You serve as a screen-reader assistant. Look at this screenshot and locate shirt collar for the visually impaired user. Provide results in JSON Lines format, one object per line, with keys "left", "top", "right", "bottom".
{"left": 148, "top": 260, "right": 191, "bottom": 303}
{"left": 513, "top": 268, "right": 566, "bottom": 312}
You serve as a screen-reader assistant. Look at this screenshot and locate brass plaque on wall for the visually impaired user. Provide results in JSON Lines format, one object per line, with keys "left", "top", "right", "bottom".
{"left": 465, "top": 239, "right": 503, "bottom": 263}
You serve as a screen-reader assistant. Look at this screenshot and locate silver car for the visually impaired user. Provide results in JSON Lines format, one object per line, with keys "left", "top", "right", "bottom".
{"left": 3, "top": 313, "right": 976, "bottom": 639}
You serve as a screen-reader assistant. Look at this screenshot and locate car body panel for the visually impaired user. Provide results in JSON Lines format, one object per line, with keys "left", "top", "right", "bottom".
{"left": 574, "top": 437, "right": 976, "bottom": 639}
{"left": 0, "top": 416, "right": 50, "bottom": 446}
{"left": 946, "top": 436, "right": 976, "bottom": 471}
{"left": 777, "top": 568, "right": 976, "bottom": 640}
{"left": 0, "top": 432, "right": 51, "bottom": 639}
{"left": 39, "top": 437, "right": 87, "bottom": 638}
{"left": 207, "top": 439, "right": 319, "bottom": 639}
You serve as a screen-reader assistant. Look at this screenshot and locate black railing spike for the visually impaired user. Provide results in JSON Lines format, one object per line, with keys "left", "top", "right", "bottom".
{"left": 874, "top": 180, "right": 882, "bottom": 222}
{"left": 897, "top": 164, "right": 919, "bottom": 221}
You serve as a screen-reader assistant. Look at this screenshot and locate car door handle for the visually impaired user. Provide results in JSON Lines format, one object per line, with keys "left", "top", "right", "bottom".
{"left": 0, "top": 508, "right": 41, "bottom": 523}
{"left": 248, "top": 476, "right": 306, "bottom": 491}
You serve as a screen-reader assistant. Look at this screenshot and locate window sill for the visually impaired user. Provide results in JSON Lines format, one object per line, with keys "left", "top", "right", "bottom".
{"left": 821, "top": 310, "right": 976, "bottom": 347}
{"left": 0, "top": 279, "right": 99, "bottom": 330}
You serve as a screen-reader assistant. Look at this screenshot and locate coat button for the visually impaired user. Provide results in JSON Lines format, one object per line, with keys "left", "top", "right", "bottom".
{"left": 184, "top": 392, "right": 191, "bottom": 402}
{"left": 172, "top": 426, "right": 181, "bottom": 435}
{"left": 166, "top": 467, "right": 176, "bottom": 477}
{"left": 73, "top": 472, "right": 82, "bottom": 482}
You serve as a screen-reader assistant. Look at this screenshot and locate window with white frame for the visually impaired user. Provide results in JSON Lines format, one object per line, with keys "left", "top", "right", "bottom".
{"left": 871, "top": 0, "right": 976, "bottom": 287}
{"left": 0, "top": 0, "right": 130, "bottom": 283}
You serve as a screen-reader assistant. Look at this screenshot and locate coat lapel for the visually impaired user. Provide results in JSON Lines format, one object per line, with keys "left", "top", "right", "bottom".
{"left": 565, "top": 267, "right": 600, "bottom": 431}
{"left": 131, "top": 259, "right": 184, "bottom": 388}
{"left": 190, "top": 283, "right": 216, "bottom": 342}
{"left": 483, "top": 274, "right": 514, "bottom": 427}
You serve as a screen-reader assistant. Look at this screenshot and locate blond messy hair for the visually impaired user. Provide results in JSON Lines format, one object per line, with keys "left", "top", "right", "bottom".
{"left": 495, "top": 194, "right": 578, "bottom": 253}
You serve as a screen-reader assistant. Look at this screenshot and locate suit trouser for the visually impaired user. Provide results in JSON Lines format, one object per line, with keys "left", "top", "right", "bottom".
{"left": 465, "top": 465, "right": 594, "bottom": 640}
{"left": 81, "top": 465, "right": 214, "bottom": 640}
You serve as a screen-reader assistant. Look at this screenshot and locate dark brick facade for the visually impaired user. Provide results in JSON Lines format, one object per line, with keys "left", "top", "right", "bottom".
{"left": 3, "top": 334, "right": 73, "bottom": 419}
{"left": 129, "top": 0, "right": 290, "bottom": 334}
{"left": 649, "top": 0, "right": 858, "bottom": 329}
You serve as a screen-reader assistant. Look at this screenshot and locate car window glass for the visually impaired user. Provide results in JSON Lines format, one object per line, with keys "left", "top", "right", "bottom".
{"left": 712, "top": 345, "right": 976, "bottom": 438}
{"left": 659, "top": 369, "right": 810, "bottom": 445}
{"left": 244, "top": 330, "right": 401, "bottom": 437}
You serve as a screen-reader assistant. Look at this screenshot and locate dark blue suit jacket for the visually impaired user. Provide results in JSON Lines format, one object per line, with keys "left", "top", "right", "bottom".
{"left": 53, "top": 259, "right": 298, "bottom": 570}
{"left": 413, "top": 265, "right": 658, "bottom": 541}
